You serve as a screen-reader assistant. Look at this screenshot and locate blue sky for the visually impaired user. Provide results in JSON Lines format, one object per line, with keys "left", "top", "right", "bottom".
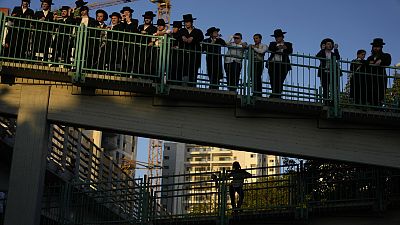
{"left": 2, "top": 0, "right": 400, "bottom": 176}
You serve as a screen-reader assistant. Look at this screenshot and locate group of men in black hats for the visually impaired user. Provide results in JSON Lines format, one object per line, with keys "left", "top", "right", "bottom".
{"left": 4, "top": 1, "right": 393, "bottom": 106}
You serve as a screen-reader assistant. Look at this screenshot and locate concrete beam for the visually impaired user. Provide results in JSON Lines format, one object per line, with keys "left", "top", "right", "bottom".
{"left": 46, "top": 86, "right": 400, "bottom": 168}
{"left": 4, "top": 86, "right": 50, "bottom": 225}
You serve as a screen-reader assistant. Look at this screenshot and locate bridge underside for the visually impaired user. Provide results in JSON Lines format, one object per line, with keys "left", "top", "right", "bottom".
{"left": 0, "top": 83, "right": 399, "bottom": 168}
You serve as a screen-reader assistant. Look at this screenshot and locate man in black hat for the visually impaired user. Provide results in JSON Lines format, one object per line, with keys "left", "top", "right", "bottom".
{"left": 349, "top": 49, "right": 368, "bottom": 105}
{"left": 137, "top": 11, "right": 157, "bottom": 76}
{"left": 267, "top": 29, "right": 293, "bottom": 98}
{"left": 4, "top": 0, "right": 34, "bottom": 58}
{"left": 177, "top": 14, "right": 204, "bottom": 87}
{"left": 89, "top": 9, "right": 108, "bottom": 69}
{"left": 169, "top": 21, "right": 183, "bottom": 82}
{"left": 366, "top": 38, "right": 392, "bottom": 106}
{"left": 138, "top": 11, "right": 157, "bottom": 36}
{"left": 53, "top": 6, "right": 75, "bottom": 64}
{"left": 32, "top": 0, "right": 54, "bottom": 61}
{"left": 104, "top": 12, "right": 125, "bottom": 71}
{"left": 316, "top": 38, "right": 340, "bottom": 104}
{"left": 95, "top": 9, "right": 108, "bottom": 28}
{"left": 203, "top": 27, "right": 226, "bottom": 89}
{"left": 76, "top": 6, "right": 96, "bottom": 26}
{"left": 121, "top": 6, "right": 138, "bottom": 33}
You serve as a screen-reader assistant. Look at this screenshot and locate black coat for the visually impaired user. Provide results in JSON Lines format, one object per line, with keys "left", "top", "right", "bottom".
{"left": 367, "top": 52, "right": 391, "bottom": 77}
{"left": 54, "top": 17, "right": 75, "bottom": 58}
{"left": 32, "top": 10, "right": 54, "bottom": 55}
{"left": 138, "top": 24, "right": 157, "bottom": 44}
{"left": 267, "top": 41, "right": 293, "bottom": 71}
{"left": 316, "top": 49, "right": 341, "bottom": 77}
{"left": 122, "top": 19, "right": 139, "bottom": 33}
{"left": 11, "top": 6, "right": 34, "bottom": 18}
{"left": 75, "top": 17, "right": 97, "bottom": 27}
{"left": 177, "top": 27, "right": 204, "bottom": 50}
{"left": 203, "top": 37, "right": 226, "bottom": 80}
{"left": 5, "top": 7, "right": 34, "bottom": 57}
{"left": 177, "top": 27, "right": 204, "bottom": 73}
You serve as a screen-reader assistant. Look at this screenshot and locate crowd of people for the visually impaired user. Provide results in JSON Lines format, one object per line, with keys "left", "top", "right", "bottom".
{"left": 2, "top": 0, "right": 395, "bottom": 106}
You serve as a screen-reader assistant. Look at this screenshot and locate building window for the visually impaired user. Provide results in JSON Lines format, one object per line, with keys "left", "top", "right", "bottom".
{"left": 166, "top": 146, "right": 171, "bottom": 150}
{"left": 269, "top": 168, "right": 274, "bottom": 172}
{"left": 164, "top": 156, "right": 170, "bottom": 160}
{"left": 250, "top": 154, "right": 255, "bottom": 158}
{"left": 269, "top": 160, "right": 274, "bottom": 163}
{"left": 164, "top": 166, "right": 169, "bottom": 169}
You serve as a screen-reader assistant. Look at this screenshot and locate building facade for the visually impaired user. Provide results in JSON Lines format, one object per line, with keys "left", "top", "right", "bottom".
{"left": 161, "top": 143, "right": 280, "bottom": 214}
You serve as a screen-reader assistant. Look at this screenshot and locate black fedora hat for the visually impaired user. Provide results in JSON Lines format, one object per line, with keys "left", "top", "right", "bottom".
{"left": 206, "top": 27, "right": 220, "bottom": 36}
{"left": 271, "top": 29, "right": 286, "bottom": 37}
{"left": 75, "top": 0, "right": 88, "bottom": 8}
{"left": 60, "top": 6, "right": 70, "bottom": 11}
{"left": 142, "top": 11, "right": 156, "bottom": 18}
{"left": 109, "top": 12, "right": 122, "bottom": 19}
{"left": 120, "top": 6, "right": 134, "bottom": 14}
{"left": 96, "top": 9, "right": 108, "bottom": 19}
{"left": 182, "top": 14, "right": 196, "bottom": 22}
{"left": 22, "top": 0, "right": 31, "bottom": 3}
{"left": 41, "top": 0, "right": 54, "bottom": 5}
{"left": 171, "top": 21, "right": 182, "bottom": 28}
{"left": 156, "top": 18, "right": 166, "bottom": 26}
{"left": 371, "top": 38, "right": 385, "bottom": 46}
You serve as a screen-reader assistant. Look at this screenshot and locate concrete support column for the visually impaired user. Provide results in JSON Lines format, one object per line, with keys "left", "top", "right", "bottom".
{"left": 4, "top": 86, "right": 50, "bottom": 225}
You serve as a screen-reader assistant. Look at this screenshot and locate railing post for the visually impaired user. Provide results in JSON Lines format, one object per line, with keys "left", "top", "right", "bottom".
{"left": 156, "top": 34, "right": 169, "bottom": 95}
{"left": 73, "top": 24, "right": 87, "bottom": 83}
{"left": 219, "top": 168, "right": 227, "bottom": 225}
{"left": 61, "top": 126, "right": 69, "bottom": 173}
{"left": 75, "top": 131, "right": 82, "bottom": 180}
{"left": 141, "top": 175, "right": 150, "bottom": 225}
{"left": 328, "top": 56, "right": 341, "bottom": 118}
{"left": 296, "top": 161, "right": 308, "bottom": 221}
{"left": 243, "top": 46, "right": 254, "bottom": 107}
{"left": 0, "top": 12, "right": 5, "bottom": 56}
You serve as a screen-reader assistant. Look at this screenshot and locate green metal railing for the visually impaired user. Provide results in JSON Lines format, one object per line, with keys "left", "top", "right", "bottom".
{"left": 1, "top": 13, "right": 399, "bottom": 118}
{"left": 36, "top": 164, "right": 400, "bottom": 225}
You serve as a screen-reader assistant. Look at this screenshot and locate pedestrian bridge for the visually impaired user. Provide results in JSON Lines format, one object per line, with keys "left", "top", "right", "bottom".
{"left": 1, "top": 14, "right": 400, "bottom": 225}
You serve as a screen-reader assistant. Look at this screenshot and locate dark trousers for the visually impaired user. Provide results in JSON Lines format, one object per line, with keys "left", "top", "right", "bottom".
{"left": 268, "top": 62, "right": 289, "bottom": 98}
{"left": 320, "top": 71, "right": 340, "bottom": 105}
{"left": 350, "top": 73, "right": 368, "bottom": 105}
{"left": 229, "top": 185, "right": 244, "bottom": 209}
{"left": 253, "top": 61, "right": 264, "bottom": 96}
{"left": 225, "top": 62, "right": 242, "bottom": 92}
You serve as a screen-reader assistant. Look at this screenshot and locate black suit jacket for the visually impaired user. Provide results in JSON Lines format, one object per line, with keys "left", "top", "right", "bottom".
{"left": 34, "top": 10, "right": 53, "bottom": 22}
{"left": 11, "top": 6, "right": 34, "bottom": 18}
{"left": 75, "top": 17, "right": 97, "bottom": 27}
{"left": 316, "top": 49, "right": 341, "bottom": 77}
{"left": 177, "top": 27, "right": 204, "bottom": 50}
{"left": 367, "top": 52, "right": 392, "bottom": 76}
{"left": 267, "top": 41, "right": 293, "bottom": 71}
{"left": 138, "top": 24, "right": 157, "bottom": 44}
{"left": 122, "top": 19, "right": 139, "bottom": 33}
